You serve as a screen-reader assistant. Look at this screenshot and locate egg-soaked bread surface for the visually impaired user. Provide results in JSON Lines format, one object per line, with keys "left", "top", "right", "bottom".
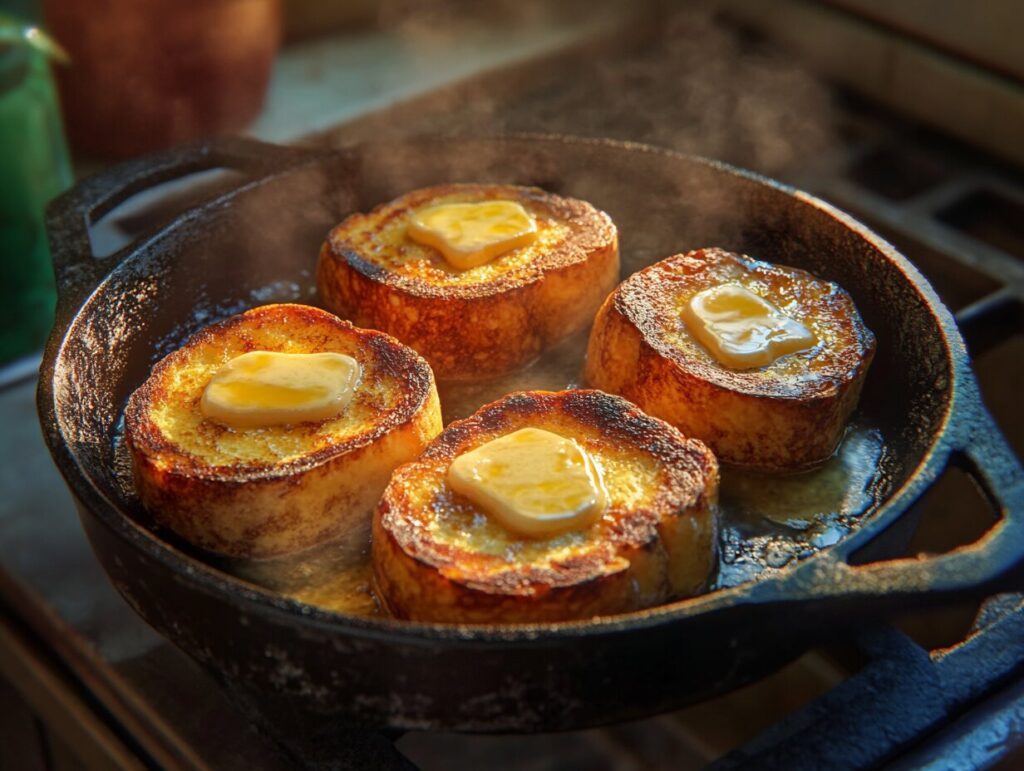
{"left": 318, "top": 184, "right": 619, "bottom": 381}
{"left": 125, "top": 304, "right": 442, "bottom": 559}
{"left": 373, "top": 389, "right": 719, "bottom": 624}
{"left": 585, "top": 248, "right": 875, "bottom": 471}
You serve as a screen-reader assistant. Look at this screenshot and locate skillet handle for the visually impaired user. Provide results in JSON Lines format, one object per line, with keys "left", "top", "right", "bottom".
{"left": 759, "top": 399, "right": 1024, "bottom": 611}
{"left": 45, "top": 136, "right": 322, "bottom": 314}
{"left": 909, "top": 407, "right": 1024, "bottom": 594}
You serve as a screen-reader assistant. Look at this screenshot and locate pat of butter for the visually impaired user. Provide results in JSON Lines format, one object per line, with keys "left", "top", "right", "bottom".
{"left": 201, "top": 351, "right": 360, "bottom": 429}
{"left": 447, "top": 427, "right": 607, "bottom": 538}
{"left": 682, "top": 284, "right": 817, "bottom": 369}
{"left": 407, "top": 200, "right": 538, "bottom": 270}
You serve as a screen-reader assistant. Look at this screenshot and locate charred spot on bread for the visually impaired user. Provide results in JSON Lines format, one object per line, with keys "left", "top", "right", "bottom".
{"left": 317, "top": 184, "right": 619, "bottom": 382}
{"left": 372, "top": 389, "right": 718, "bottom": 623}
{"left": 585, "top": 248, "right": 875, "bottom": 471}
{"left": 124, "top": 303, "right": 443, "bottom": 559}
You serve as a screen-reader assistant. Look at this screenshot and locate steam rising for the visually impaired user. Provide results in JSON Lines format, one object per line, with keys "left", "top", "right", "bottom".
{"left": 319, "top": 3, "right": 837, "bottom": 179}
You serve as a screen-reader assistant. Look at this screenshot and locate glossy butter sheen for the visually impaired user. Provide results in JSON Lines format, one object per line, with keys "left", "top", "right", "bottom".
{"left": 447, "top": 427, "right": 607, "bottom": 538}
{"left": 407, "top": 200, "right": 538, "bottom": 270}
{"left": 681, "top": 283, "right": 817, "bottom": 369}
{"left": 201, "top": 350, "right": 360, "bottom": 429}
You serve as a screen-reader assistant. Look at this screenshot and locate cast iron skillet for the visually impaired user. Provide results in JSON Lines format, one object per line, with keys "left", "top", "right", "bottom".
{"left": 39, "top": 136, "right": 1024, "bottom": 734}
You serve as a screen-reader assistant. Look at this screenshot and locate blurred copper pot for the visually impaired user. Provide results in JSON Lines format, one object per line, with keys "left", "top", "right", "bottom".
{"left": 44, "top": 0, "right": 281, "bottom": 158}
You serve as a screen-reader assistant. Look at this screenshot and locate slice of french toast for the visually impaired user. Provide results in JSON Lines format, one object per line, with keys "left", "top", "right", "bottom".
{"left": 373, "top": 389, "right": 718, "bottom": 623}
{"left": 125, "top": 303, "right": 442, "bottom": 559}
{"left": 317, "top": 184, "right": 619, "bottom": 382}
{"left": 585, "top": 248, "right": 875, "bottom": 471}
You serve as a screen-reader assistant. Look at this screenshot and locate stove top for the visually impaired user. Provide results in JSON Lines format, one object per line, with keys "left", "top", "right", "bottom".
{"left": 3, "top": 7, "right": 1022, "bottom": 769}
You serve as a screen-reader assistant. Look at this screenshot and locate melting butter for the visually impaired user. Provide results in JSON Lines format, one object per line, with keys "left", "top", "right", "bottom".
{"left": 201, "top": 351, "right": 360, "bottom": 429}
{"left": 407, "top": 200, "right": 538, "bottom": 270}
{"left": 447, "top": 427, "right": 607, "bottom": 538}
{"left": 682, "top": 284, "right": 817, "bottom": 368}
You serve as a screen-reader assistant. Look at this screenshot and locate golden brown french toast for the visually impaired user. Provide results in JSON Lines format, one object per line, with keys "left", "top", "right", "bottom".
{"left": 372, "top": 389, "right": 718, "bottom": 623}
{"left": 125, "top": 304, "right": 443, "bottom": 559}
{"left": 585, "top": 248, "right": 875, "bottom": 471}
{"left": 317, "top": 184, "right": 619, "bottom": 381}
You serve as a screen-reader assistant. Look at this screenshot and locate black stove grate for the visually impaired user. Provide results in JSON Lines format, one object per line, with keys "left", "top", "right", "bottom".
{"left": 715, "top": 598, "right": 1024, "bottom": 769}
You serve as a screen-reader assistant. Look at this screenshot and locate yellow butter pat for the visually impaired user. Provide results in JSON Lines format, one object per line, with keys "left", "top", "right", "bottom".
{"left": 447, "top": 427, "right": 607, "bottom": 538}
{"left": 201, "top": 351, "right": 360, "bottom": 429}
{"left": 682, "top": 284, "right": 817, "bottom": 368}
{"left": 407, "top": 200, "right": 538, "bottom": 270}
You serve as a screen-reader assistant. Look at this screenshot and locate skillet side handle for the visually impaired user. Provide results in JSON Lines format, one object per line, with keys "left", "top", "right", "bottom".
{"left": 44, "top": 136, "right": 322, "bottom": 317}
{"left": 953, "top": 408, "right": 1024, "bottom": 591}
{"left": 920, "top": 408, "right": 1024, "bottom": 595}
{"left": 758, "top": 406, "right": 1024, "bottom": 612}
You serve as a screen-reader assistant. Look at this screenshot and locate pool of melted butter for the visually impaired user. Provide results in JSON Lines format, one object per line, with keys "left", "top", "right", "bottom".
{"left": 114, "top": 297, "right": 884, "bottom": 619}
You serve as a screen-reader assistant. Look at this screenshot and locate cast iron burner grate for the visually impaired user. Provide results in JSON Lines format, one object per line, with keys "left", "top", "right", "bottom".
{"left": 714, "top": 598, "right": 1024, "bottom": 769}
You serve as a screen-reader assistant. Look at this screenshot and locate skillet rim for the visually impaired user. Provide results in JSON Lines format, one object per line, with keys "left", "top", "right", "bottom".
{"left": 41, "top": 133, "right": 967, "bottom": 645}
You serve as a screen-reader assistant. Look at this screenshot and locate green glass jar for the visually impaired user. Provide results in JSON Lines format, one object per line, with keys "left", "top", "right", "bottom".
{"left": 0, "top": 16, "right": 72, "bottom": 364}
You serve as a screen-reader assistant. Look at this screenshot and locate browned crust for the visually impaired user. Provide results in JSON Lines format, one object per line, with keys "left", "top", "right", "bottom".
{"left": 373, "top": 389, "right": 719, "bottom": 623}
{"left": 325, "top": 184, "right": 617, "bottom": 299}
{"left": 584, "top": 249, "right": 876, "bottom": 470}
{"left": 611, "top": 248, "right": 874, "bottom": 399}
{"left": 123, "top": 304, "right": 443, "bottom": 558}
{"left": 317, "top": 184, "right": 619, "bottom": 381}
{"left": 125, "top": 304, "right": 435, "bottom": 482}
